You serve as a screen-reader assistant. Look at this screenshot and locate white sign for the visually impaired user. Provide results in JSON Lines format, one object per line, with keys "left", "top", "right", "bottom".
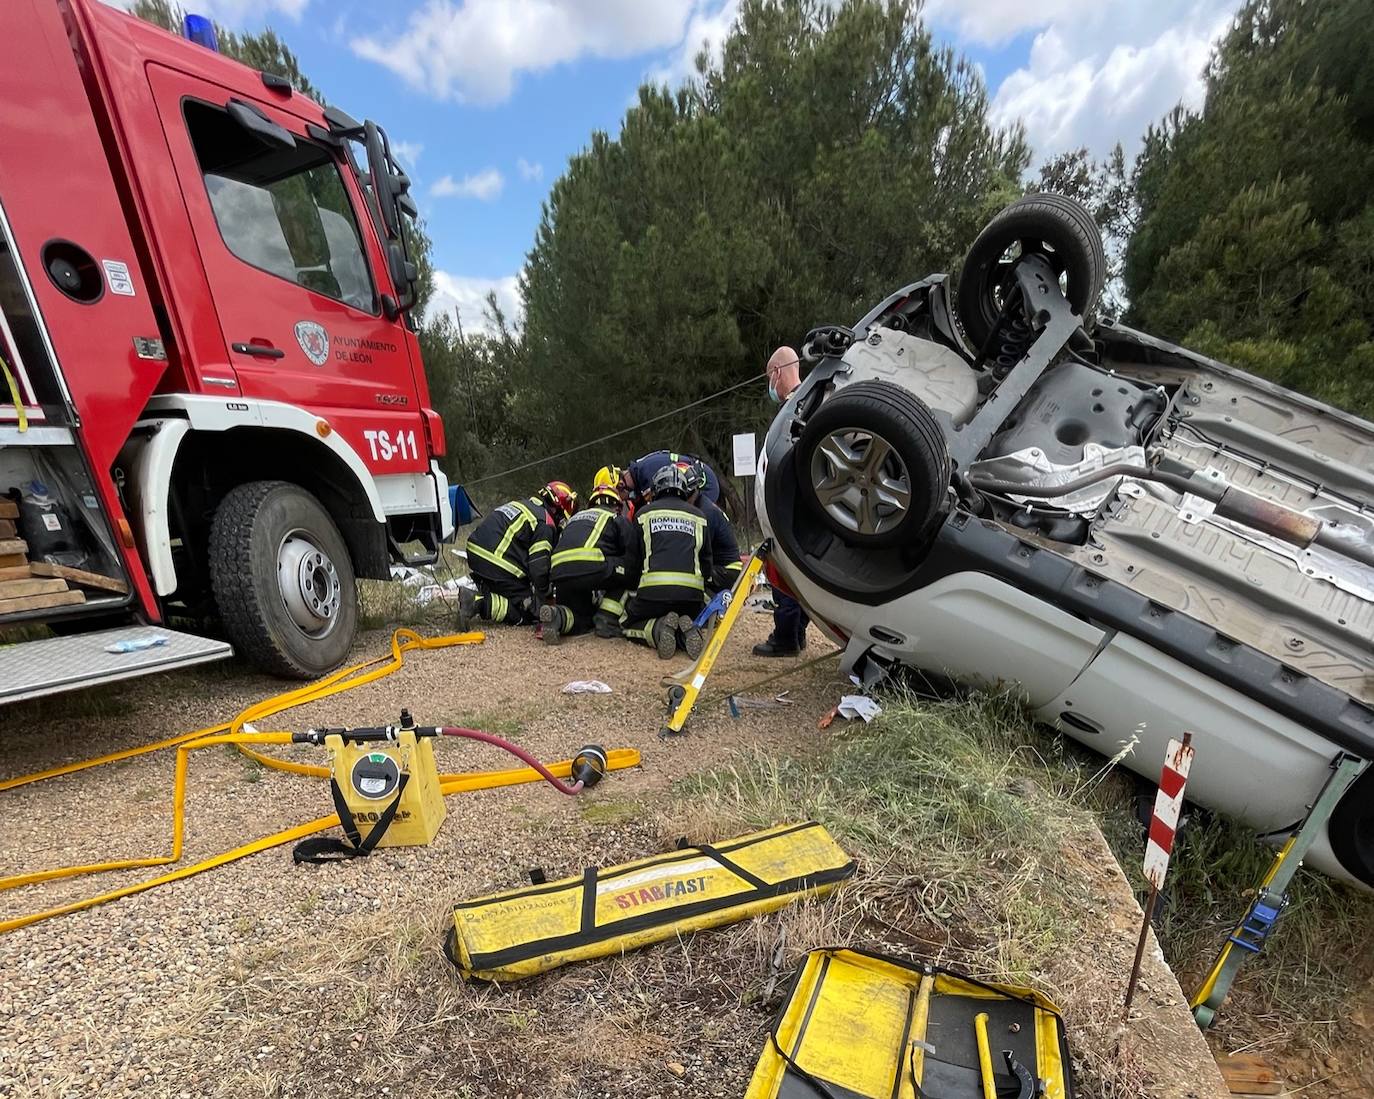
{"left": 732, "top": 432, "right": 757, "bottom": 477}
{"left": 102, "top": 259, "right": 136, "bottom": 297}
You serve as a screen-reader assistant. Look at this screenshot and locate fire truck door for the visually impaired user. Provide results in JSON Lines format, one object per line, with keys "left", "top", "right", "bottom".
{"left": 147, "top": 66, "right": 427, "bottom": 478}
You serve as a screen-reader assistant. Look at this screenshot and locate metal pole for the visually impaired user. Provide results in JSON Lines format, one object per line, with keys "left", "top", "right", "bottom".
{"left": 1124, "top": 883, "right": 1159, "bottom": 1017}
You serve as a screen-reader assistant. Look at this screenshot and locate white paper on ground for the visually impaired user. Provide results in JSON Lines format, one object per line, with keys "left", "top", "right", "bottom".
{"left": 837, "top": 695, "right": 881, "bottom": 722}
{"left": 563, "top": 680, "right": 613, "bottom": 694}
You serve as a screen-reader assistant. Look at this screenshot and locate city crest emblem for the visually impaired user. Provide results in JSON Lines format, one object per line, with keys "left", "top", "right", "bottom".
{"left": 294, "top": 320, "right": 330, "bottom": 366}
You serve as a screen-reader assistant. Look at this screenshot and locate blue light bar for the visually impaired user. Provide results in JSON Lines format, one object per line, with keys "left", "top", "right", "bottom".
{"left": 183, "top": 14, "right": 219, "bottom": 51}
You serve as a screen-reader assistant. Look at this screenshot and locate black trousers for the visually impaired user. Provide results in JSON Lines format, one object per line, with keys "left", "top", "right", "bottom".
{"left": 622, "top": 592, "right": 702, "bottom": 646}
{"left": 550, "top": 563, "right": 626, "bottom": 636}
{"left": 469, "top": 560, "right": 537, "bottom": 625}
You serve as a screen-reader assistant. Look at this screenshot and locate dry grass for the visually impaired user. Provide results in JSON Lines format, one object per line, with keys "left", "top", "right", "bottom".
{"left": 663, "top": 687, "right": 1158, "bottom": 1098}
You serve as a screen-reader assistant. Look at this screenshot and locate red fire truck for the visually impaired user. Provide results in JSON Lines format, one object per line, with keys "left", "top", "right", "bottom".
{"left": 0, "top": 0, "right": 453, "bottom": 702}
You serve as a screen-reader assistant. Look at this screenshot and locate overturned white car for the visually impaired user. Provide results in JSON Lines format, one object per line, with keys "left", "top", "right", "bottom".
{"left": 758, "top": 193, "right": 1374, "bottom": 889}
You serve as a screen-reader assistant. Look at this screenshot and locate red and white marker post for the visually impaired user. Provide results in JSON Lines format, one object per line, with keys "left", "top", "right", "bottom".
{"left": 1124, "top": 731, "right": 1195, "bottom": 1016}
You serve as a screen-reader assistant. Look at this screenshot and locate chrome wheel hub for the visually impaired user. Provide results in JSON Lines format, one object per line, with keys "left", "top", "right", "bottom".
{"left": 277, "top": 530, "right": 341, "bottom": 637}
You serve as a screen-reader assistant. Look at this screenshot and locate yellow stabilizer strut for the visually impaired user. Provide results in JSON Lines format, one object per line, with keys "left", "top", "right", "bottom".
{"left": 0, "top": 627, "right": 641, "bottom": 934}
{"left": 663, "top": 548, "right": 768, "bottom": 734}
{"left": 974, "top": 1012, "right": 997, "bottom": 1099}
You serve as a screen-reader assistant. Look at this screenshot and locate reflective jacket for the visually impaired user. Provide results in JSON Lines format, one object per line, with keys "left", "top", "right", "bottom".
{"left": 627, "top": 497, "right": 712, "bottom": 604}
{"left": 702, "top": 499, "right": 743, "bottom": 593}
{"left": 550, "top": 505, "right": 634, "bottom": 585}
{"left": 465, "top": 496, "right": 557, "bottom": 594}
{"left": 626, "top": 451, "right": 722, "bottom": 507}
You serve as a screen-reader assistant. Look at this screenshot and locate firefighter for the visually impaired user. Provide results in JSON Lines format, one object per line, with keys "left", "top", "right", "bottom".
{"left": 458, "top": 481, "right": 578, "bottom": 629}
{"left": 619, "top": 450, "right": 722, "bottom": 510}
{"left": 622, "top": 464, "right": 712, "bottom": 660}
{"left": 676, "top": 460, "right": 743, "bottom": 594}
{"left": 540, "top": 480, "right": 634, "bottom": 643}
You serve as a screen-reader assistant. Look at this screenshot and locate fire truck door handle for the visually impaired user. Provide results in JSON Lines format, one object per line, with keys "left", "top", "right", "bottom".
{"left": 231, "top": 341, "right": 285, "bottom": 359}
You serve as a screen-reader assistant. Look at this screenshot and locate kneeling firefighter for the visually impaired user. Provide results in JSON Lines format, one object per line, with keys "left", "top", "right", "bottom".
{"left": 459, "top": 482, "right": 578, "bottom": 628}
{"left": 676, "top": 460, "right": 742, "bottom": 594}
{"left": 622, "top": 464, "right": 713, "bottom": 660}
{"left": 541, "top": 481, "right": 636, "bottom": 643}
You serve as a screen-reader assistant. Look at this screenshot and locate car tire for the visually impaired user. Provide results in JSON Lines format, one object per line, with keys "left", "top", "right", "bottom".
{"left": 1328, "top": 768, "right": 1374, "bottom": 889}
{"left": 209, "top": 480, "right": 358, "bottom": 679}
{"left": 957, "top": 191, "right": 1107, "bottom": 350}
{"left": 796, "top": 380, "right": 950, "bottom": 549}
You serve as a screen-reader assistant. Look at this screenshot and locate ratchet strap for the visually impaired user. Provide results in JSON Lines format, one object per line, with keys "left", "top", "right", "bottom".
{"left": 291, "top": 770, "right": 411, "bottom": 863}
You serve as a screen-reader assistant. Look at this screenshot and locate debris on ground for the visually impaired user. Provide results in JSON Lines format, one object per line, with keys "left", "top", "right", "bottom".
{"left": 562, "top": 680, "right": 613, "bottom": 694}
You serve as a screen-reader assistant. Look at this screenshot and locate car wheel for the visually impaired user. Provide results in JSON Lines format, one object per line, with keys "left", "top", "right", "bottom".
{"left": 1329, "top": 768, "right": 1374, "bottom": 889}
{"left": 796, "top": 380, "right": 950, "bottom": 549}
{"left": 209, "top": 480, "right": 358, "bottom": 679}
{"left": 956, "top": 191, "right": 1107, "bottom": 350}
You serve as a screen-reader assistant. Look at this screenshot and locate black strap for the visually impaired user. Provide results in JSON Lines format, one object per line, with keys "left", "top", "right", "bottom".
{"left": 695, "top": 842, "right": 768, "bottom": 889}
{"left": 293, "top": 770, "right": 410, "bottom": 864}
{"left": 579, "top": 866, "right": 598, "bottom": 934}
{"left": 528, "top": 867, "right": 547, "bottom": 885}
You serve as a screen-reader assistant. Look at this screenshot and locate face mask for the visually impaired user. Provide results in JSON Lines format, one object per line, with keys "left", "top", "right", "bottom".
{"left": 768, "top": 381, "right": 781, "bottom": 404}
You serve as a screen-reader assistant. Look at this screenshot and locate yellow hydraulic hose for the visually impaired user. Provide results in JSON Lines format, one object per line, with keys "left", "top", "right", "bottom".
{"left": 0, "top": 628, "right": 642, "bottom": 934}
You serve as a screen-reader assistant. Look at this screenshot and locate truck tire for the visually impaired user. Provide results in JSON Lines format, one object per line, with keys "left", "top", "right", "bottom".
{"left": 796, "top": 380, "right": 951, "bottom": 549}
{"left": 957, "top": 191, "right": 1106, "bottom": 349}
{"left": 209, "top": 480, "right": 358, "bottom": 679}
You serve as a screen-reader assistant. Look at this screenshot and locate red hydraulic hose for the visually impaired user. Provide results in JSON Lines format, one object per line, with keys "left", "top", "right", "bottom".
{"left": 439, "top": 727, "right": 585, "bottom": 795}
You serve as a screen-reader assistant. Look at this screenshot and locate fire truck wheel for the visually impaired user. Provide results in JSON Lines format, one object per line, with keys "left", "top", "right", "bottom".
{"left": 209, "top": 480, "right": 358, "bottom": 679}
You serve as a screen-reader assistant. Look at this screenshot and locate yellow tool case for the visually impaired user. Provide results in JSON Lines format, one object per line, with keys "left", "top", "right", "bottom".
{"left": 746, "top": 948, "right": 1074, "bottom": 1099}
{"left": 444, "top": 821, "right": 855, "bottom": 982}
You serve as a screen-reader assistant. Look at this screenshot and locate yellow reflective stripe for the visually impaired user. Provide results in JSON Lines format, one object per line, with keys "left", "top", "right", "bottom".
{"left": 467, "top": 542, "right": 526, "bottom": 578}
{"left": 551, "top": 510, "right": 612, "bottom": 567}
{"left": 530, "top": 538, "right": 552, "bottom": 554}
{"left": 641, "top": 572, "right": 704, "bottom": 590}
{"left": 598, "top": 596, "right": 625, "bottom": 615}
{"left": 493, "top": 501, "right": 538, "bottom": 561}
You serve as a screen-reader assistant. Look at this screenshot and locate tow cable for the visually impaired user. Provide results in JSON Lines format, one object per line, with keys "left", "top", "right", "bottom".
{"left": 0, "top": 628, "right": 639, "bottom": 935}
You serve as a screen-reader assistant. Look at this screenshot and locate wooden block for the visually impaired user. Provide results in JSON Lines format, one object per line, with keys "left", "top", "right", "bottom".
{"left": 0, "top": 565, "right": 33, "bottom": 581}
{"left": 29, "top": 562, "right": 129, "bottom": 594}
{"left": 0, "top": 538, "right": 27, "bottom": 557}
{"left": 0, "top": 588, "right": 85, "bottom": 614}
{"left": 0, "top": 518, "right": 14, "bottom": 538}
{"left": 0, "top": 498, "right": 17, "bottom": 519}
{"left": 0, "top": 577, "right": 68, "bottom": 599}
{"left": 1218, "top": 1053, "right": 1283, "bottom": 1095}
{"left": 0, "top": 554, "right": 24, "bottom": 570}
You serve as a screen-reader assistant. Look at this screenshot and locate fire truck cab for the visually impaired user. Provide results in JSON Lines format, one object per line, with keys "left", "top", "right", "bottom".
{"left": 0, "top": 0, "right": 452, "bottom": 701}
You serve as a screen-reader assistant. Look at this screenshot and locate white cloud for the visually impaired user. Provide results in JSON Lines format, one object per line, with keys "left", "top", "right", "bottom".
{"left": 430, "top": 168, "right": 505, "bottom": 201}
{"left": 352, "top": 0, "right": 695, "bottom": 104}
{"left": 647, "top": 0, "right": 739, "bottom": 88}
{"left": 516, "top": 157, "right": 544, "bottom": 182}
{"left": 391, "top": 140, "right": 424, "bottom": 170}
{"left": 929, "top": 0, "right": 1235, "bottom": 162}
{"left": 427, "top": 272, "right": 522, "bottom": 335}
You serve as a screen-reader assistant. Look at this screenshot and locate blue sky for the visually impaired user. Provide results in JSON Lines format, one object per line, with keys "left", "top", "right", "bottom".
{"left": 126, "top": 0, "right": 1238, "bottom": 330}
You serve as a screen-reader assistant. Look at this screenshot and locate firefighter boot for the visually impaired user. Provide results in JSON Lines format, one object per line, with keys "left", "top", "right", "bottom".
{"left": 593, "top": 611, "right": 623, "bottom": 639}
{"left": 678, "top": 616, "right": 705, "bottom": 660}
{"left": 652, "top": 614, "right": 680, "bottom": 660}
{"left": 539, "top": 603, "right": 567, "bottom": 645}
{"left": 458, "top": 588, "right": 479, "bottom": 632}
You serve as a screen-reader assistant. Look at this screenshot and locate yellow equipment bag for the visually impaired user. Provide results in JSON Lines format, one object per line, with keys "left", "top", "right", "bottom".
{"left": 444, "top": 821, "right": 855, "bottom": 982}
{"left": 746, "top": 948, "right": 1074, "bottom": 1099}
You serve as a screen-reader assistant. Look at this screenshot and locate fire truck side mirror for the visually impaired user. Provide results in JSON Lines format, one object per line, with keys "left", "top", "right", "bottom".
{"left": 386, "top": 241, "right": 417, "bottom": 312}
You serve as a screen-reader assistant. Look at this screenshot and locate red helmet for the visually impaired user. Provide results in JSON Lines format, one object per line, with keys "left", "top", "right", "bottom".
{"left": 540, "top": 480, "right": 578, "bottom": 519}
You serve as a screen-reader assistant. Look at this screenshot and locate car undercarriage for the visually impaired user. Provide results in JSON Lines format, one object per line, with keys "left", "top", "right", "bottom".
{"left": 759, "top": 193, "right": 1374, "bottom": 889}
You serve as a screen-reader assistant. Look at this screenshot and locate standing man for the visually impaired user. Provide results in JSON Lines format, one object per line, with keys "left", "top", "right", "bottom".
{"left": 622, "top": 465, "right": 712, "bottom": 659}
{"left": 755, "top": 345, "right": 810, "bottom": 657}
{"left": 458, "top": 481, "right": 578, "bottom": 629}
{"left": 541, "top": 481, "right": 634, "bottom": 643}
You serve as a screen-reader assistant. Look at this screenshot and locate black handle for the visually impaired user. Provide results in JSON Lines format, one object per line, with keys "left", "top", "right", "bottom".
{"left": 231, "top": 341, "right": 285, "bottom": 359}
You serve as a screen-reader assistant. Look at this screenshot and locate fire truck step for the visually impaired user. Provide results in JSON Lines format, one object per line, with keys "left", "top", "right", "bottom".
{"left": 0, "top": 626, "right": 232, "bottom": 704}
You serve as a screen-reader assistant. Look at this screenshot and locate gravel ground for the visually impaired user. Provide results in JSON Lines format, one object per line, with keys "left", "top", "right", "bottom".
{"left": 0, "top": 610, "right": 850, "bottom": 1098}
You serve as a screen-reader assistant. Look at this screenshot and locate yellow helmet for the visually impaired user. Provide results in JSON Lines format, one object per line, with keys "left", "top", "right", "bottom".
{"left": 593, "top": 465, "right": 622, "bottom": 494}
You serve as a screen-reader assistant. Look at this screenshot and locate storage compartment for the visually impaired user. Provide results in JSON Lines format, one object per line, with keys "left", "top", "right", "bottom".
{"left": 0, "top": 444, "right": 130, "bottom": 623}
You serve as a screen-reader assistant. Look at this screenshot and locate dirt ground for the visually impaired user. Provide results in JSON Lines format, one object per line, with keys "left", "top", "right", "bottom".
{"left": 0, "top": 609, "right": 1350, "bottom": 1097}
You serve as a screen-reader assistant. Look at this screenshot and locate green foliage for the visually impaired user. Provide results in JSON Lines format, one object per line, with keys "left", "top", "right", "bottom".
{"left": 515, "top": 0, "right": 1027, "bottom": 493}
{"left": 1124, "top": 0, "right": 1374, "bottom": 416}
{"left": 128, "top": 1, "right": 325, "bottom": 103}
